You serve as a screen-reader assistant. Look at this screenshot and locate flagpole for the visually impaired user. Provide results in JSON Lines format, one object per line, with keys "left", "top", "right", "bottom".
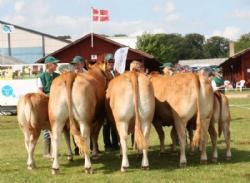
{"left": 90, "top": 7, "right": 94, "bottom": 48}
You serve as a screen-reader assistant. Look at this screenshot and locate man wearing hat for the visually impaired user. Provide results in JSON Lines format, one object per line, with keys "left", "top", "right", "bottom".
{"left": 160, "top": 62, "right": 174, "bottom": 76}
{"left": 211, "top": 68, "right": 225, "bottom": 94}
{"left": 103, "top": 53, "right": 119, "bottom": 152}
{"left": 70, "top": 55, "right": 87, "bottom": 73}
{"left": 38, "top": 56, "right": 60, "bottom": 158}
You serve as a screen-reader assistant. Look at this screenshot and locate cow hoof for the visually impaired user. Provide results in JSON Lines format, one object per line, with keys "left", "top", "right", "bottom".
{"left": 67, "top": 156, "right": 73, "bottom": 162}
{"left": 179, "top": 162, "right": 187, "bottom": 168}
{"left": 200, "top": 160, "right": 207, "bottom": 165}
{"left": 121, "top": 166, "right": 129, "bottom": 172}
{"left": 226, "top": 156, "right": 232, "bottom": 161}
{"left": 85, "top": 167, "right": 93, "bottom": 174}
{"left": 27, "top": 165, "right": 34, "bottom": 170}
{"left": 52, "top": 168, "right": 59, "bottom": 175}
{"left": 211, "top": 157, "right": 217, "bottom": 163}
{"left": 141, "top": 166, "right": 150, "bottom": 170}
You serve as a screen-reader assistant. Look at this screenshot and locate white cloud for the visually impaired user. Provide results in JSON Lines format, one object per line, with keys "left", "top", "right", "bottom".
{"left": 153, "top": 1, "right": 180, "bottom": 23}
{"left": 2, "top": 0, "right": 167, "bottom": 39}
{"left": 14, "top": 1, "right": 25, "bottom": 13}
{"left": 0, "top": 0, "right": 5, "bottom": 7}
{"left": 210, "top": 27, "right": 241, "bottom": 41}
{"left": 233, "top": 9, "right": 250, "bottom": 19}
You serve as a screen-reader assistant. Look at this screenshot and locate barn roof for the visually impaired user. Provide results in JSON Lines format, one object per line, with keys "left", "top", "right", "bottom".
{"left": 0, "top": 20, "right": 72, "bottom": 44}
{"left": 36, "top": 33, "right": 157, "bottom": 63}
{"left": 179, "top": 58, "right": 228, "bottom": 67}
{"left": 220, "top": 47, "right": 250, "bottom": 66}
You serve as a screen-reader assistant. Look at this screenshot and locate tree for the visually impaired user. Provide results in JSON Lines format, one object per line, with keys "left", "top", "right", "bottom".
{"left": 204, "top": 36, "right": 229, "bottom": 58}
{"left": 136, "top": 33, "right": 184, "bottom": 63}
{"left": 235, "top": 32, "right": 250, "bottom": 53}
{"left": 182, "top": 33, "right": 205, "bottom": 59}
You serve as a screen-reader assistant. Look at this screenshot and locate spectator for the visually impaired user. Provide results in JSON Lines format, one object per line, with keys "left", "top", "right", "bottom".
{"left": 37, "top": 56, "right": 60, "bottom": 158}
{"left": 103, "top": 53, "right": 119, "bottom": 152}
{"left": 70, "top": 56, "right": 87, "bottom": 73}
{"left": 211, "top": 68, "right": 225, "bottom": 94}
{"left": 160, "top": 62, "right": 174, "bottom": 76}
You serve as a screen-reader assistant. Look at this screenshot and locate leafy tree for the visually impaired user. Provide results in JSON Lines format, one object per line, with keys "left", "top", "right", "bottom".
{"left": 136, "top": 33, "right": 184, "bottom": 63}
{"left": 182, "top": 33, "right": 205, "bottom": 59}
{"left": 235, "top": 32, "right": 250, "bottom": 53}
{"left": 204, "top": 36, "right": 229, "bottom": 58}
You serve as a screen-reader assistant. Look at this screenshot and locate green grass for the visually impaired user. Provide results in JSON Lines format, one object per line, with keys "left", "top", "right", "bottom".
{"left": 0, "top": 98, "right": 250, "bottom": 183}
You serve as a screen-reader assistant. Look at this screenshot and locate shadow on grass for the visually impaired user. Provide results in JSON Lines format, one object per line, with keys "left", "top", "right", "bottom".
{"left": 62, "top": 144, "right": 250, "bottom": 174}
{"left": 231, "top": 117, "right": 244, "bottom": 121}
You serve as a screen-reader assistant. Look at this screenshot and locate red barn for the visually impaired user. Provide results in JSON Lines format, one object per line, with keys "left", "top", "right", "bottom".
{"left": 36, "top": 33, "right": 161, "bottom": 71}
{"left": 221, "top": 48, "right": 250, "bottom": 87}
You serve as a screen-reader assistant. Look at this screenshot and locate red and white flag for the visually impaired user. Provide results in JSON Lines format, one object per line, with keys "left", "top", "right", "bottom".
{"left": 92, "top": 8, "right": 109, "bottom": 22}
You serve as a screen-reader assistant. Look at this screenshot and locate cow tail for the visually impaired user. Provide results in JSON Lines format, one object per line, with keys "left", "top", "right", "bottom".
{"left": 192, "top": 75, "right": 203, "bottom": 148}
{"left": 63, "top": 72, "right": 90, "bottom": 155}
{"left": 130, "top": 72, "right": 147, "bottom": 150}
{"left": 23, "top": 94, "right": 35, "bottom": 129}
{"left": 216, "top": 92, "right": 223, "bottom": 137}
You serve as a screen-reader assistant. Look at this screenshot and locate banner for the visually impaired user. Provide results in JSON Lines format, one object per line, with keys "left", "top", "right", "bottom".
{"left": 2, "top": 24, "right": 15, "bottom": 33}
{"left": 114, "top": 47, "right": 129, "bottom": 74}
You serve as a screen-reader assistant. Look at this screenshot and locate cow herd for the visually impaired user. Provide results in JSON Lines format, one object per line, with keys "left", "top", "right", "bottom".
{"left": 17, "top": 62, "right": 231, "bottom": 175}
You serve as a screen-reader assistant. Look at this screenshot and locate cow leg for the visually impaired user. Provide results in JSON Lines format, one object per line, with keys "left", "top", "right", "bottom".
{"left": 223, "top": 122, "right": 231, "bottom": 160}
{"left": 27, "top": 130, "right": 39, "bottom": 170}
{"left": 170, "top": 126, "right": 178, "bottom": 153}
{"left": 22, "top": 128, "right": 33, "bottom": 169}
{"left": 51, "top": 122, "right": 64, "bottom": 175}
{"left": 91, "top": 120, "right": 102, "bottom": 158}
{"left": 208, "top": 122, "right": 218, "bottom": 163}
{"left": 63, "top": 127, "right": 73, "bottom": 161}
{"left": 141, "top": 122, "right": 151, "bottom": 170}
{"left": 79, "top": 123, "right": 92, "bottom": 174}
{"left": 153, "top": 120, "right": 165, "bottom": 154}
{"left": 200, "top": 118, "right": 209, "bottom": 164}
{"left": 116, "top": 122, "right": 129, "bottom": 172}
{"left": 174, "top": 117, "right": 187, "bottom": 168}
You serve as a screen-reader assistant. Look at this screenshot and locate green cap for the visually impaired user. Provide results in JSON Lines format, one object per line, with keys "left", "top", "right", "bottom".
{"left": 160, "top": 62, "right": 173, "bottom": 68}
{"left": 104, "top": 53, "right": 114, "bottom": 62}
{"left": 213, "top": 67, "right": 222, "bottom": 73}
{"left": 71, "top": 56, "right": 85, "bottom": 64}
{"left": 44, "top": 56, "right": 59, "bottom": 64}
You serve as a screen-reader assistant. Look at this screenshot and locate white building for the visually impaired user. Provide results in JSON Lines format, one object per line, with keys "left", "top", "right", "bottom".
{"left": 109, "top": 36, "right": 137, "bottom": 49}
{"left": 0, "top": 20, "right": 71, "bottom": 64}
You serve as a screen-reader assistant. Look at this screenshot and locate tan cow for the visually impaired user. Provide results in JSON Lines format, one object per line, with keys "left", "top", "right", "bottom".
{"left": 150, "top": 72, "right": 214, "bottom": 167}
{"left": 208, "top": 92, "right": 231, "bottom": 161}
{"left": 49, "top": 65, "right": 108, "bottom": 175}
{"left": 17, "top": 93, "right": 73, "bottom": 170}
{"left": 106, "top": 71, "right": 155, "bottom": 172}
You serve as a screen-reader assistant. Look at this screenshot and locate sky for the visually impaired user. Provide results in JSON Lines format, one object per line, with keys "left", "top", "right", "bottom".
{"left": 0, "top": 0, "right": 250, "bottom": 40}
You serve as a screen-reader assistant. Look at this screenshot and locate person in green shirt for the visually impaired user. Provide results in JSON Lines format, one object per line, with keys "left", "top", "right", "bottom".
{"left": 211, "top": 68, "right": 225, "bottom": 94}
{"left": 37, "top": 56, "right": 60, "bottom": 158}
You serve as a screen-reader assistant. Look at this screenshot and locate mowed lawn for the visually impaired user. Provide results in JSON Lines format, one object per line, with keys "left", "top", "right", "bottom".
{"left": 0, "top": 98, "right": 250, "bottom": 183}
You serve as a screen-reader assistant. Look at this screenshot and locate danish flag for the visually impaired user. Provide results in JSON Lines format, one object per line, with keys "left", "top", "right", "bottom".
{"left": 92, "top": 8, "right": 110, "bottom": 22}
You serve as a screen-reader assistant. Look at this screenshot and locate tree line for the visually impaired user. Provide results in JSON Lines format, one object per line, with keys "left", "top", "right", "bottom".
{"left": 136, "top": 32, "right": 250, "bottom": 64}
